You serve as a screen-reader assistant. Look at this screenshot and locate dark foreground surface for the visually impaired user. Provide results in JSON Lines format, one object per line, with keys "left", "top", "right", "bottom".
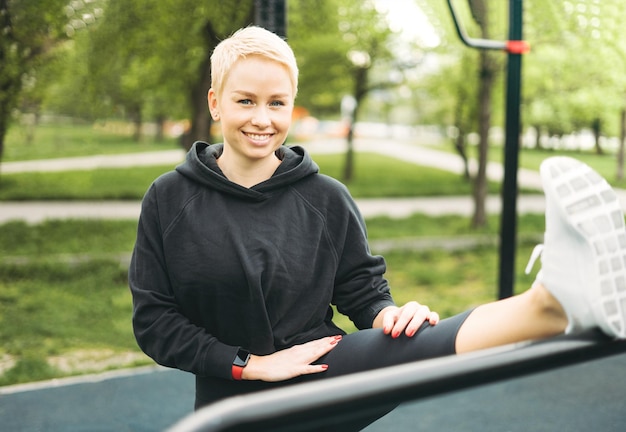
{"left": 1, "top": 354, "right": 624, "bottom": 432}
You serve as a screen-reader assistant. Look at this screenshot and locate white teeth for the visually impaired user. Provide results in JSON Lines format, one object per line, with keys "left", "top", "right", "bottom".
{"left": 246, "top": 133, "right": 271, "bottom": 141}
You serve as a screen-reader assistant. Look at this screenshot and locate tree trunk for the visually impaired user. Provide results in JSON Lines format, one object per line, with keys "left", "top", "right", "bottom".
{"left": 130, "top": 106, "right": 142, "bottom": 142}
{"left": 534, "top": 125, "right": 543, "bottom": 150}
{"left": 592, "top": 117, "right": 603, "bottom": 155}
{"left": 453, "top": 100, "right": 470, "bottom": 179}
{"left": 454, "top": 131, "right": 470, "bottom": 180}
{"left": 618, "top": 108, "right": 626, "bottom": 181}
{"left": 0, "top": 88, "right": 16, "bottom": 170}
{"left": 468, "top": 0, "right": 498, "bottom": 229}
{"left": 180, "top": 19, "right": 223, "bottom": 151}
{"left": 0, "top": 118, "right": 6, "bottom": 177}
{"left": 471, "top": 50, "right": 496, "bottom": 229}
{"left": 155, "top": 114, "right": 165, "bottom": 142}
{"left": 180, "top": 52, "right": 213, "bottom": 150}
{"left": 344, "top": 122, "right": 355, "bottom": 182}
{"left": 0, "top": 0, "right": 19, "bottom": 169}
{"left": 343, "top": 66, "right": 368, "bottom": 182}
{"left": 180, "top": 4, "right": 255, "bottom": 151}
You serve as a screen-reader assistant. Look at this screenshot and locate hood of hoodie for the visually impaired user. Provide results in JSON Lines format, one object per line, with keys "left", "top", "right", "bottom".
{"left": 175, "top": 141, "right": 319, "bottom": 201}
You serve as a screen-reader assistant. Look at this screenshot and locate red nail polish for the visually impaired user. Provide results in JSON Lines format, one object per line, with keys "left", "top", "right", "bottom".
{"left": 321, "top": 365, "right": 328, "bottom": 370}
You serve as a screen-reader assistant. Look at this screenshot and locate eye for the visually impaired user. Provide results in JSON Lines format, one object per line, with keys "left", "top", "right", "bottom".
{"left": 238, "top": 99, "right": 253, "bottom": 105}
{"left": 270, "top": 100, "right": 285, "bottom": 107}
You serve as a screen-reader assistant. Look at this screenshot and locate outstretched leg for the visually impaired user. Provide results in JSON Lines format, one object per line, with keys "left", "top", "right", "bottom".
{"left": 457, "top": 156, "right": 626, "bottom": 353}
{"left": 455, "top": 283, "right": 567, "bottom": 353}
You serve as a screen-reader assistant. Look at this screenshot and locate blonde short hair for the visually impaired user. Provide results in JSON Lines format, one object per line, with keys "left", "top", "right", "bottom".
{"left": 210, "top": 26, "right": 299, "bottom": 98}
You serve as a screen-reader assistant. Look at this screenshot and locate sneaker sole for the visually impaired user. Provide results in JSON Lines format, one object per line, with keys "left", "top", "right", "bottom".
{"left": 542, "top": 156, "right": 626, "bottom": 338}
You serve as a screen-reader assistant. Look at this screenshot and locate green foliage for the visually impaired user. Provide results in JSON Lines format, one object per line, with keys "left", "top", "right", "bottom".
{"left": 0, "top": 0, "right": 69, "bottom": 159}
{"left": 288, "top": 0, "right": 350, "bottom": 115}
{"left": 288, "top": 0, "right": 399, "bottom": 117}
{"left": 523, "top": 1, "right": 626, "bottom": 139}
{"left": 0, "top": 151, "right": 498, "bottom": 201}
{"left": 0, "top": 259, "right": 140, "bottom": 385}
{"left": 315, "top": 152, "right": 501, "bottom": 197}
{"left": 0, "top": 214, "right": 544, "bottom": 383}
{"left": 4, "top": 122, "right": 178, "bottom": 162}
{"left": 0, "top": 165, "right": 172, "bottom": 200}
{"left": 333, "top": 241, "right": 539, "bottom": 332}
{"left": 365, "top": 212, "right": 545, "bottom": 240}
{"left": 14, "top": 0, "right": 407, "bottom": 137}
{"left": 417, "top": 0, "right": 626, "bottom": 151}
{"left": 0, "top": 356, "right": 58, "bottom": 386}
{"left": 0, "top": 220, "right": 138, "bottom": 256}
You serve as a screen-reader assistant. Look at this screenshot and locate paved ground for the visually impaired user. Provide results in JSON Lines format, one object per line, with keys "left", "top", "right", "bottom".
{"left": 1, "top": 137, "right": 625, "bottom": 431}
{"left": 1, "top": 355, "right": 624, "bottom": 431}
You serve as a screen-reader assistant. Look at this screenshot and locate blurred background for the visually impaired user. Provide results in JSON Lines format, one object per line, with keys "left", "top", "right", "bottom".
{"left": 1, "top": 0, "right": 626, "bottom": 421}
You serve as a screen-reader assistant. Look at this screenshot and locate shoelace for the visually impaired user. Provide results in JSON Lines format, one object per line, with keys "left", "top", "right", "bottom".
{"left": 524, "top": 244, "right": 544, "bottom": 275}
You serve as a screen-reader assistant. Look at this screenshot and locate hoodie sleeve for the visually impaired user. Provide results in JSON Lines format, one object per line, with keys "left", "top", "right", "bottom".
{"left": 128, "top": 183, "right": 238, "bottom": 380}
{"left": 328, "top": 185, "right": 396, "bottom": 329}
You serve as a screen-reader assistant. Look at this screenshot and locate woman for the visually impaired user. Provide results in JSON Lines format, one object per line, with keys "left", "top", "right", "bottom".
{"left": 129, "top": 26, "right": 626, "bottom": 429}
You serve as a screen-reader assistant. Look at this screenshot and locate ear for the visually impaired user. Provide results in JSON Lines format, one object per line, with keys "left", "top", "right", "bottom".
{"left": 207, "top": 88, "right": 220, "bottom": 121}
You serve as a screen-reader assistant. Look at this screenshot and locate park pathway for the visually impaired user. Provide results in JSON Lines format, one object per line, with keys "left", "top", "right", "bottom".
{"left": 0, "top": 136, "right": 549, "bottom": 224}
{"left": 4, "top": 137, "right": 626, "bottom": 224}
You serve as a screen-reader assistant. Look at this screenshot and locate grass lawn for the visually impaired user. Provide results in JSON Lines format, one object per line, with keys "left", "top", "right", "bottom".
{"left": 3, "top": 122, "right": 178, "bottom": 162}
{"left": 0, "top": 215, "right": 542, "bottom": 386}
{"left": 0, "top": 152, "right": 505, "bottom": 200}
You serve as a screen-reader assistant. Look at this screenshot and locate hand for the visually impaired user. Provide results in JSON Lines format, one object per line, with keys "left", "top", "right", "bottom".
{"left": 241, "top": 335, "right": 342, "bottom": 382}
{"left": 374, "top": 302, "right": 439, "bottom": 338}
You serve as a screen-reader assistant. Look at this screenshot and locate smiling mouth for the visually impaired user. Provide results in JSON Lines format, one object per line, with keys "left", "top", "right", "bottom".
{"left": 244, "top": 132, "right": 273, "bottom": 142}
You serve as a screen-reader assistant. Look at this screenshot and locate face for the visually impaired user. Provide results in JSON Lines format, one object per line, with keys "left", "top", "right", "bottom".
{"left": 208, "top": 56, "right": 294, "bottom": 165}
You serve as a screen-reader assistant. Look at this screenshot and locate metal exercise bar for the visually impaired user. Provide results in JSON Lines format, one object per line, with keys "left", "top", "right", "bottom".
{"left": 167, "top": 331, "right": 626, "bottom": 432}
{"left": 446, "top": 0, "right": 529, "bottom": 299}
{"left": 446, "top": 0, "right": 507, "bottom": 51}
{"left": 498, "top": 0, "right": 525, "bottom": 299}
{"left": 254, "top": 0, "right": 287, "bottom": 38}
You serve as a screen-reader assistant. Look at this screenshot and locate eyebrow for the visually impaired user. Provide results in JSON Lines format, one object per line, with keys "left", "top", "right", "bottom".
{"left": 231, "top": 90, "right": 291, "bottom": 99}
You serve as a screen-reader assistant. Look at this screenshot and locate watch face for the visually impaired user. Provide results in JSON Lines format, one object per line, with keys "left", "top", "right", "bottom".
{"left": 233, "top": 349, "right": 251, "bottom": 367}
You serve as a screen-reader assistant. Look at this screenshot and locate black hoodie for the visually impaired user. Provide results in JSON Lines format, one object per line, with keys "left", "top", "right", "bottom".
{"left": 129, "top": 142, "right": 395, "bottom": 381}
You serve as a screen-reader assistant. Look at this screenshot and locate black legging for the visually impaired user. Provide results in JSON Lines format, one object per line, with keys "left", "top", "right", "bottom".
{"left": 195, "top": 309, "right": 473, "bottom": 430}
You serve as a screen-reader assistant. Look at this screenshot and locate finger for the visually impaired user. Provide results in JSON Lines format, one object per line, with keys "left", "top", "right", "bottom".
{"left": 428, "top": 311, "right": 440, "bottom": 325}
{"left": 390, "top": 302, "right": 421, "bottom": 338}
{"left": 301, "top": 335, "right": 342, "bottom": 361}
{"left": 382, "top": 307, "right": 400, "bottom": 334}
{"left": 301, "top": 363, "right": 330, "bottom": 375}
{"left": 403, "top": 305, "right": 431, "bottom": 337}
{"left": 405, "top": 309, "right": 440, "bottom": 337}
{"left": 295, "top": 336, "right": 341, "bottom": 375}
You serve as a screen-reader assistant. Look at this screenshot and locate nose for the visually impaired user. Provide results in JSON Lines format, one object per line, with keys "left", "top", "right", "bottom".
{"left": 251, "top": 106, "right": 271, "bottom": 128}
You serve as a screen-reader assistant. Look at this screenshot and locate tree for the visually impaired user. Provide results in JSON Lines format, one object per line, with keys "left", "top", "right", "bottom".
{"left": 523, "top": 0, "right": 626, "bottom": 156}
{"left": 288, "top": 0, "right": 352, "bottom": 117}
{"left": 171, "top": 1, "right": 255, "bottom": 149}
{"left": 79, "top": 0, "right": 254, "bottom": 146}
{"left": 419, "top": 0, "right": 506, "bottom": 228}
{"left": 0, "top": 0, "right": 68, "bottom": 168}
{"left": 417, "top": 0, "right": 626, "bottom": 226}
{"left": 466, "top": 0, "right": 506, "bottom": 228}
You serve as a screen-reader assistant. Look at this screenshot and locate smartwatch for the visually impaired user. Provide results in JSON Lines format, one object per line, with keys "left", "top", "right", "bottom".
{"left": 231, "top": 348, "right": 251, "bottom": 381}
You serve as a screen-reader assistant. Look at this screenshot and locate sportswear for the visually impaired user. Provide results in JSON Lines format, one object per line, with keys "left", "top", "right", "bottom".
{"left": 129, "top": 142, "right": 395, "bottom": 382}
{"left": 526, "top": 156, "right": 626, "bottom": 338}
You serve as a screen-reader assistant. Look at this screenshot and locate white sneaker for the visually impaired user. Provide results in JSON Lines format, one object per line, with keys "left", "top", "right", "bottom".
{"left": 525, "top": 156, "right": 626, "bottom": 339}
